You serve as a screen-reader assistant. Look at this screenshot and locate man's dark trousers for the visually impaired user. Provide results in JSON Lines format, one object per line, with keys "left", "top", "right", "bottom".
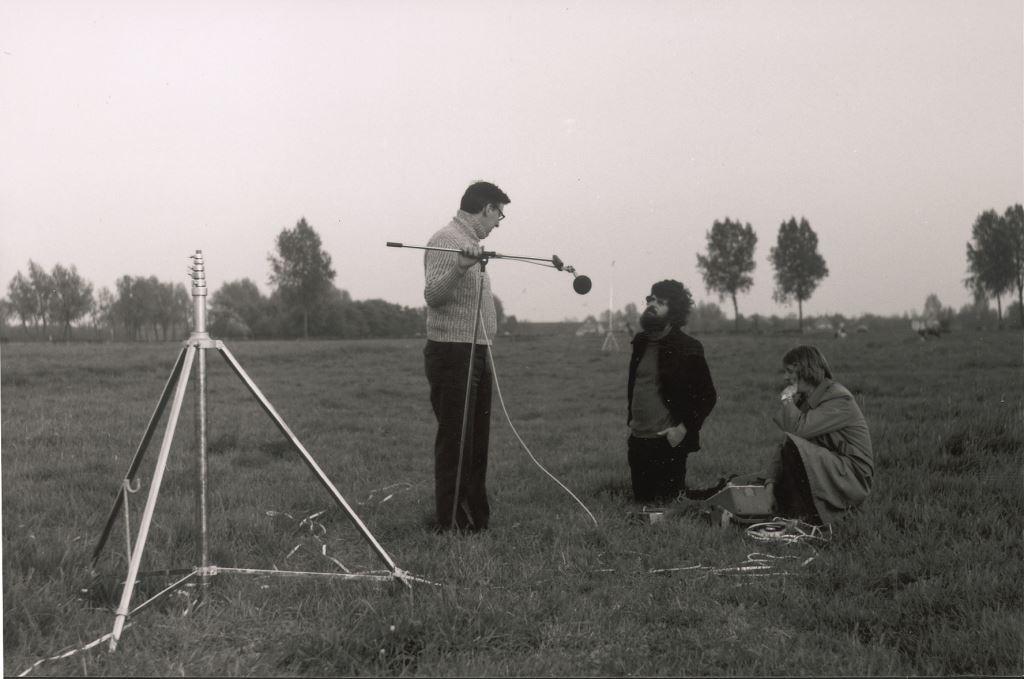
{"left": 424, "top": 340, "right": 492, "bottom": 531}
{"left": 628, "top": 435, "right": 688, "bottom": 503}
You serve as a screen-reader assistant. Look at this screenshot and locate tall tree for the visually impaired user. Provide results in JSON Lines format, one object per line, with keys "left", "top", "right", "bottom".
{"left": 769, "top": 216, "right": 829, "bottom": 332}
{"left": 210, "top": 278, "right": 270, "bottom": 338}
{"left": 965, "top": 208, "right": 1014, "bottom": 327}
{"left": 1004, "top": 203, "right": 1024, "bottom": 327}
{"left": 152, "top": 281, "right": 191, "bottom": 340}
{"left": 268, "top": 218, "right": 336, "bottom": 338}
{"left": 696, "top": 217, "right": 758, "bottom": 330}
{"left": 0, "top": 298, "right": 10, "bottom": 333}
{"left": 6, "top": 271, "right": 38, "bottom": 336}
{"left": 134, "top": 276, "right": 164, "bottom": 340}
{"left": 922, "top": 293, "right": 944, "bottom": 320}
{"left": 49, "top": 264, "right": 95, "bottom": 340}
{"left": 27, "top": 260, "right": 55, "bottom": 338}
{"left": 92, "top": 286, "right": 116, "bottom": 338}
{"left": 922, "top": 293, "right": 955, "bottom": 332}
{"left": 113, "top": 275, "right": 144, "bottom": 340}
{"left": 320, "top": 287, "right": 368, "bottom": 339}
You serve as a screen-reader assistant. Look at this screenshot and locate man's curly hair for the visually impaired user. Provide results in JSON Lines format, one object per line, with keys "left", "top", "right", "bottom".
{"left": 651, "top": 279, "right": 694, "bottom": 328}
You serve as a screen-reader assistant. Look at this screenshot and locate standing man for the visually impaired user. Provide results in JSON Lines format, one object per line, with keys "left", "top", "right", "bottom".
{"left": 423, "top": 181, "right": 510, "bottom": 531}
{"left": 626, "top": 280, "right": 717, "bottom": 503}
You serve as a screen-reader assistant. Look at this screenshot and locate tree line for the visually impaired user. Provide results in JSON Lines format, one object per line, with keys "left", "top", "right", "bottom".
{"left": 693, "top": 206, "right": 1024, "bottom": 331}
{"left": 964, "top": 204, "right": 1024, "bottom": 327}
{"left": 4, "top": 208, "right": 1019, "bottom": 341}
{"left": 0, "top": 218, "right": 436, "bottom": 341}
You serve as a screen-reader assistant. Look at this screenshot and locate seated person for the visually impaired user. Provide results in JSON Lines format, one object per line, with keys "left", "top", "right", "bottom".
{"left": 768, "top": 345, "right": 873, "bottom": 525}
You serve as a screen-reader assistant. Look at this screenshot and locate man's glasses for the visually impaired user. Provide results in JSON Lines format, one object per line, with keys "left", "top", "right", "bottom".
{"left": 645, "top": 295, "right": 669, "bottom": 306}
{"left": 497, "top": 208, "right": 505, "bottom": 221}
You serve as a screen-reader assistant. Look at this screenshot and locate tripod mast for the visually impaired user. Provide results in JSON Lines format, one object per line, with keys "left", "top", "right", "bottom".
{"left": 602, "top": 261, "right": 619, "bottom": 352}
{"left": 191, "top": 252, "right": 211, "bottom": 600}
{"left": 96, "top": 250, "right": 407, "bottom": 652}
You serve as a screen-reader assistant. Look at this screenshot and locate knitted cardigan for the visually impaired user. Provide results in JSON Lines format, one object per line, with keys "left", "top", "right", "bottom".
{"left": 423, "top": 211, "right": 497, "bottom": 344}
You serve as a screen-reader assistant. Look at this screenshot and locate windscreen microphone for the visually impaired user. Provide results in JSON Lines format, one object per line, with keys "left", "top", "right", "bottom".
{"left": 563, "top": 264, "right": 591, "bottom": 294}
{"left": 551, "top": 253, "right": 588, "bottom": 293}
{"left": 572, "top": 275, "right": 592, "bottom": 295}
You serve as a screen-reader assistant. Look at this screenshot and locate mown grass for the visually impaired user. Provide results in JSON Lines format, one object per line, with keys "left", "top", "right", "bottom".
{"left": 2, "top": 330, "right": 1021, "bottom": 676}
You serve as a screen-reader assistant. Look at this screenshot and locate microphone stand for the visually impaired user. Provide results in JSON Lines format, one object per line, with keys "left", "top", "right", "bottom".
{"left": 452, "top": 255, "right": 487, "bottom": 529}
{"left": 388, "top": 241, "right": 586, "bottom": 530}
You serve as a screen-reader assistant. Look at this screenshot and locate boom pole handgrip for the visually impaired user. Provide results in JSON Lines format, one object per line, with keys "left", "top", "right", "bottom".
{"left": 386, "top": 242, "right": 403, "bottom": 247}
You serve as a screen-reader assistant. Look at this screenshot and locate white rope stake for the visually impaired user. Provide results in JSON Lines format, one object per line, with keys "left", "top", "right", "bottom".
{"left": 393, "top": 567, "right": 441, "bottom": 587}
{"left": 479, "top": 317, "right": 599, "bottom": 527}
{"left": 208, "top": 566, "right": 395, "bottom": 580}
{"left": 17, "top": 624, "right": 133, "bottom": 676}
{"left": 264, "top": 509, "right": 441, "bottom": 587}
{"left": 359, "top": 482, "right": 414, "bottom": 506}
{"left": 205, "top": 566, "right": 440, "bottom": 587}
{"left": 649, "top": 552, "right": 805, "bottom": 577}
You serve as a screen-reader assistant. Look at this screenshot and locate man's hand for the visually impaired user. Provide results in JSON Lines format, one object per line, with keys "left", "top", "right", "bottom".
{"left": 657, "top": 424, "right": 687, "bottom": 447}
{"left": 457, "top": 244, "right": 485, "bottom": 271}
{"left": 780, "top": 384, "right": 798, "bottom": 401}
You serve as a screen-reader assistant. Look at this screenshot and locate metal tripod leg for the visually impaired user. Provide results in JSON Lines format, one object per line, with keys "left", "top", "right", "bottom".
{"left": 109, "top": 345, "right": 197, "bottom": 651}
{"left": 216, "top": 342, "right": 399, "bottom": 574}
{"left": 92, "top": 346, "right": 189, "bottom": 567}
{"left": 194, "top": 344, "right": 210, "bottom": 600}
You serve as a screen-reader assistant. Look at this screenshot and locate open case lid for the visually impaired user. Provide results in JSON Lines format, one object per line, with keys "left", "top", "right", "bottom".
{"left": 707, "top": 475, "right": 775, "bottom": 518}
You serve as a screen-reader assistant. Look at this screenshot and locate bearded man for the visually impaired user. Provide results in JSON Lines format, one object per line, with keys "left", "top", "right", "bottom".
{"left": 626, "top": 280, "right": 718, "bottom": 503}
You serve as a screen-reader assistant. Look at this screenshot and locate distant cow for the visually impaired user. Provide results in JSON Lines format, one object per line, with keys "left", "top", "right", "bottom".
{"left": 911, "top": 318, "right": 941, "bottom": 340}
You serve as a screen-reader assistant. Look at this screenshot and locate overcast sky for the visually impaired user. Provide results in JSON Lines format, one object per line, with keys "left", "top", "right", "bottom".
{"left": 1, "top": 0, "right": 1021, "bottom": 323}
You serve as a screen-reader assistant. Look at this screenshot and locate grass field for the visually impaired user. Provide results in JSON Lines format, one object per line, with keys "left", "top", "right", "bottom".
{"left": 2, "top": 329, "right": 1022, "bottom": 676}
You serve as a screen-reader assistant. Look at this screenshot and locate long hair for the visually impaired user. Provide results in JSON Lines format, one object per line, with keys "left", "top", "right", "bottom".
{"left": 650, "top": 279, "right": 694, "bottom": 328}
{"left": 782, "top": 345, "right": 833, "bottom": 386}
{"left": 460, "top": 181, "right": 511, "bottom": 214}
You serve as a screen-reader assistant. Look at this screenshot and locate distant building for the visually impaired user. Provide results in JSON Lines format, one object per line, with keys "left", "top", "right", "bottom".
{"left": 911, "top": 317, "right": 941, "bottom": 339}
{"left": 814, "top": 318, "right": 835, "bottom": 333}
{"left": 575, "top": 318, "right": 602, "bottom": 336}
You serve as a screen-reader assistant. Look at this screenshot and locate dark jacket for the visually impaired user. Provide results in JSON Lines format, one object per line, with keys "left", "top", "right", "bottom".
{"left": 627, "top": 326, "right": 717, "bottom": 453}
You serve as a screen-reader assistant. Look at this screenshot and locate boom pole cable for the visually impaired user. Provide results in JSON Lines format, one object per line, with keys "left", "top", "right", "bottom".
{"left": 496, "top": 257, "right": 558, "bottom": 269}
{"left": 479, "top": 317, "right": 599, "bottom": 527}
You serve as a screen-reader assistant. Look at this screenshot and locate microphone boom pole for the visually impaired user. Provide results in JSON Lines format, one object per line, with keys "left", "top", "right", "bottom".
{"left": 386, "top": 242, "right": 591, "bottom": 294}
{"left": 386, "top": 242, "right": 554, "bottom": 265}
